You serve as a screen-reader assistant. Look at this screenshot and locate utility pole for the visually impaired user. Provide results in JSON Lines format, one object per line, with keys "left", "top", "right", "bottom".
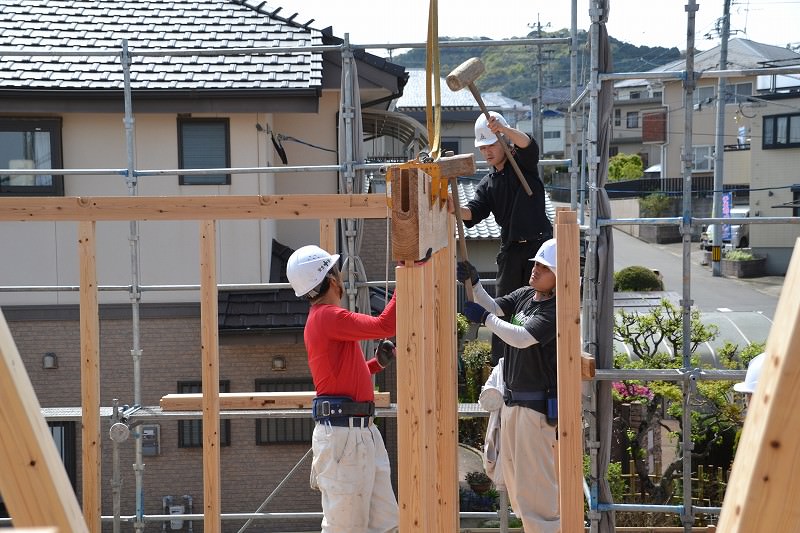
{"left": 711, "top": 0, "right": 732, "bottom": 276}
{"left": 530, "top": 15, "right": 551, "bottom": 144}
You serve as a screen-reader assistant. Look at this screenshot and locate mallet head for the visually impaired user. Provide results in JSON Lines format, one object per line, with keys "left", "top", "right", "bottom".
{"left": 446, "top": 57, "right": 485, "bottom": 92}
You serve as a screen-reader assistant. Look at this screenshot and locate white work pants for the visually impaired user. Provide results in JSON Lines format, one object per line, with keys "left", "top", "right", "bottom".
{"left": 311, "top": 421, "right": 398, "bottom": 533}
{"left": 500, "top": 405, "right": 560, "bottom": 533}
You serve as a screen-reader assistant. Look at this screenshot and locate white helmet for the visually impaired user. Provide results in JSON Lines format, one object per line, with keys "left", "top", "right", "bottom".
{"left": 474, "top": 111, "right": 509, "bottom": 147}
{"left": 286, "top": 245, "right": 340, "bottom": 298}
{"left": 734, "top": 352, "right": 766, "bottom": 394}
{"left": 530, "top": 238, "right": 556, "bottom": 274}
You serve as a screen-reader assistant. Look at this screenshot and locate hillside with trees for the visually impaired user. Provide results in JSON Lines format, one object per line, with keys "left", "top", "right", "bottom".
{"left": 391, "top": 29, "right": 683, "bottom": 105}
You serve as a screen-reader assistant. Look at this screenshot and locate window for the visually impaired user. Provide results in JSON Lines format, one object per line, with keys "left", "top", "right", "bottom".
{"left": 0, "top": 118, "right": 64, "bottom": 196}
{"left": 693, "top": 85, "right": 715, "bottom": 108}
{"left": 177, "top": 380, "right": 231, "bottom": 447}
{"left": 626, "top": 112, "right": 639, "bottom": 129}
{"left": 255, "top": 380, "right": 315, "bottom": 444}
{"left": 178, "top": 118, "right": 231, "bottom": 185}
{"left": 441, "top": 140, "right": 459, "bottom": 155}
{"left": 724, "top": 82, "right": 752, "bottom": 104}
{"left": 630, "top": 91, "right": 641, "bottom": 99}
{"left": 763, "top": 113, "right": 800, "bottom": 149}
{"left": 614, "top": 109, "right": 621, "bottom": 127}
{"left": 49, "top": 421, "right": 76, "bottom": 489}
{"left": 692, "top": 146, "right": 714, "bottom": 172}
{"left": 543, "top": 131, "right": 561, "bottom": 139}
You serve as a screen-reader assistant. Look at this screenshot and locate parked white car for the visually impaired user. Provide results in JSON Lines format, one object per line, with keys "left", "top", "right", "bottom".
{"left": 701, "top": 206, "right": 750, "bottom": 250}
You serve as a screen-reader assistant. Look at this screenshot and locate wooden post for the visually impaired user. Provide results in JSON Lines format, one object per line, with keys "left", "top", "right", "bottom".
{"left": 199, "top": 220, "right": 221, "bottom": 533}
{"left": 395, "top": 261, "right": 431, "bottom": 532}
{"left": 0, "top": 309, "right": 88, "bottom": 532}
{"left": 319, "top": 218, "right": 337, "bottom": 254}
{"left": 433, "top": 220, "right": 459, "bottom": 532}
{"left": 555, "top": 209, "right": 583, "bottom": 530}
{"left": 717, "top": 238, "right": 800, "bottom": 531}
{"left": 78, "top": 221, "right": 101, "bottom": 533}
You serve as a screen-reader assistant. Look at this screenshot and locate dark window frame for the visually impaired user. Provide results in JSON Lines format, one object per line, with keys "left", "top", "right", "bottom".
{"left": 177, "top": 117, "right": 231, "bottom": 185}
{"left": 49, "top": 421, "right": 77, "bottom": 489}
{"left": 255, "top": 379, "right": 315, "bottom": 444}
{"left": 0, "top": 117, "right": 64, "bottom": 196}
{"left": 763, "top": 113, "right": 800, "bottom": 149}
{"left": 626, "top": 111, "right": 639, "bottom": 129}
{"left": 177, "top": 380, "right": 232, "bottom": 448}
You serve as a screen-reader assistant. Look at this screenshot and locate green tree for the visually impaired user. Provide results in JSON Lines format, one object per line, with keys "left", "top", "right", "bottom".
{"left": 612, "top": 300, "right": 761, "bottom": 508}
{"left": 608, "top": 153, "right": 644, "bottom": 182}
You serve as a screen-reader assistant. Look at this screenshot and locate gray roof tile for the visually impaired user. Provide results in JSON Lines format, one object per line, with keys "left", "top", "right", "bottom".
{"left": 0, "top": 0, "right": 325, "bottom": 91}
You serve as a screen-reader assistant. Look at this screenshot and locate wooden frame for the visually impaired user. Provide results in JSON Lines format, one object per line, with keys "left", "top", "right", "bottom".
{"left": 0, "top": 195, "right": 591, "bottom": 532}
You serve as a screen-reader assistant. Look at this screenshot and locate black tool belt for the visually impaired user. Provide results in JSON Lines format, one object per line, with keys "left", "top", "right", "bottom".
{"left": 504, "top": 389, "right": 546, "bottom": 412}
{"left": 312, "top": 396, "right": 375, "bottom": 422}
{"left": 504, "top": 389, "right": 557, "bottom": 425}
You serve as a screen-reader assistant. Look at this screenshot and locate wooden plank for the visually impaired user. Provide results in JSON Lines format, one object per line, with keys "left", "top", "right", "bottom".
{"left": 389, "top": 167, "right": 449, "bottom": 261}
{"left": 717, "top": 238, "right": 800, "bottom": 532}
{"left": 555, "top": 209, "right": 583, "bottom": 531}
{"left": 78, "top": 221, "right": 101, "bottom": 533}
{"left": 199, "top": 220, "right": 221, "bottom": 533}
{"left": 433, "top": 227, "right": 459, "bottom": 533}
{"left": 0, "top": 310, "right": 88, "bottom": 532}
{"left": 0, "top": 194, "right": 388, "bottom": 222}
{"left": 159, "top": 391, "right": 392, "bottom": 411}
{"left": 396, "top": 262, "right": 430, "bottom": 532}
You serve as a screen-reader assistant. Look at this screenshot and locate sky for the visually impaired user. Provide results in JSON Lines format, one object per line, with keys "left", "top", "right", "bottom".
{"left": 276, "top": 0, "right": 800, "bottom": 52}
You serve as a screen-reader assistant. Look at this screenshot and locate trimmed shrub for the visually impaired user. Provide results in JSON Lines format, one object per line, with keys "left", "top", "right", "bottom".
{"left": 614, "top": 266, "right": 664, "bottom": 292}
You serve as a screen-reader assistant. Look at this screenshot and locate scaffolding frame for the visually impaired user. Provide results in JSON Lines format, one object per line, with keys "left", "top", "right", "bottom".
{"left": 1, "top": 1, "right": 800, "bottom": 532}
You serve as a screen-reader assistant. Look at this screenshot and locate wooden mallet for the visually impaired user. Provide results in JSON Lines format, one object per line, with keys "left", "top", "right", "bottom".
{"left": 446, "top": 57, "right": 533, "bottom": 196}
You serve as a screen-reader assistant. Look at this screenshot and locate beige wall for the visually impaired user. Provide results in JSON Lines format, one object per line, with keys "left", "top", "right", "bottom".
{"left": 0, "top": 102, "right": 350, "bottom": 307}
{"left": 662, "top": 77, "right": 757, "bottom": 181}
{"left": 749, "top": 98, "right": 800, "bottom": 249}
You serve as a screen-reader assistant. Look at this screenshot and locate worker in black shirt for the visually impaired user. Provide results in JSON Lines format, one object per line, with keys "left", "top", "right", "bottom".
{"left": 451, "top": 111, "right": 552, "bottom": 364}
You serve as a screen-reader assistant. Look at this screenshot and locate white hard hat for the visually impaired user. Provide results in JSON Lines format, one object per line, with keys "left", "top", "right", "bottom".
{"left": 286, "top": 245, "right": 340, "bottom": 298}
{"left": 530, "top": 238, "right": 557, "bottom": 274}
{"left": 734, "top": 352, "right": 766, "bottom": 394}
{"left": 474, "top": 111, "right": 509, "bottom": 147}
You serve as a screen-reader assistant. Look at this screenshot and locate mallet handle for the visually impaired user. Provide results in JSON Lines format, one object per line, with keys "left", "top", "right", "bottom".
{"left": 449, "top": 177, "right": 473, "bottom": 301}
{"left": 467, "top": 83, "right": 534, "bottom": 197}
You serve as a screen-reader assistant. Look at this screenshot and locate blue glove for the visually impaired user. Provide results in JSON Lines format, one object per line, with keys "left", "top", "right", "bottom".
{"left": 463, "top": 301, "right": 489, "bottom": 325}
{"left": 457, "top": 261, "right": 479, "bottom": 286}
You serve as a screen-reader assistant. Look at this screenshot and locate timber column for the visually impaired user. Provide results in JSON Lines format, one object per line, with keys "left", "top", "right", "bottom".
{"left": 389, "top": 154, "right": 473, "bottom": 532}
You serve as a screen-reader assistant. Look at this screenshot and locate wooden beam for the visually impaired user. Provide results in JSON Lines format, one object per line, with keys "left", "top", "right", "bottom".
{"left": 389, "top": 167, "right": 449, "bottom": 261}
{"left": 717, "top": 238, "right": 800, "bottom": 531}
{"left": 0, "top": 194, "right": 388, "bottom": 222}
{"left": 396, "top": 261, "right": 431, "bottom": 532}
{"left": 199, "top": 220, "right": 221, "bottom": 533}
{"left": 0, "top": 309, "right": 88, "bottom": 532}
{"left": 555, "top": 209, "right": 583, "bottom": 531}
{"left": 78, "top": 221, "right": 101, "bottom": 533}
{"left": 159, "top": 391, "right": 392, "bottom": 411}
{"left": 433, "top": 225, "right": 459, "bottom": 533}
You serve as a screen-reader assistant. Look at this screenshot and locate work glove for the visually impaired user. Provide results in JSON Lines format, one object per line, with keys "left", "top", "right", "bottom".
{"left": 375, "top": 339, "right": 396, "bottom": 368}
{"left": 463, "top": 301, "right": 490, "bottom": 325}
{"left": 457, "top": 261, "right": 480, "bottom": 286}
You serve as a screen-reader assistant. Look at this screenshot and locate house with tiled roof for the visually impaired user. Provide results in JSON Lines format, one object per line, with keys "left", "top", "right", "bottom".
{"left": 0, "top": 1, "right": 415, "bottom": 530}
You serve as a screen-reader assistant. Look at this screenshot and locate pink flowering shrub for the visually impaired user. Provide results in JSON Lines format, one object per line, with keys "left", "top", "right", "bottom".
{"left": 612, "top": 381, "right": 655, "bottom": 403}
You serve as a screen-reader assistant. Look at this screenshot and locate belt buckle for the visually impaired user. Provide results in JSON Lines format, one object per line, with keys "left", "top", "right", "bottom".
{"left": 321, "top": 400, "right": 331, "bottom": 417}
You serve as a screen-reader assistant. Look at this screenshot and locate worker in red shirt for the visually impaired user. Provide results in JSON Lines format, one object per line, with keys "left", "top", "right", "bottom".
{"left": 287, "top": 244, "right": 399, "bottom": 533}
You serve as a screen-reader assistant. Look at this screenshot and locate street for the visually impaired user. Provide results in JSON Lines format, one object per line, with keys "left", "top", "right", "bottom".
{"left": 610, "top": 228, "right": 784, "bottom": 364}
